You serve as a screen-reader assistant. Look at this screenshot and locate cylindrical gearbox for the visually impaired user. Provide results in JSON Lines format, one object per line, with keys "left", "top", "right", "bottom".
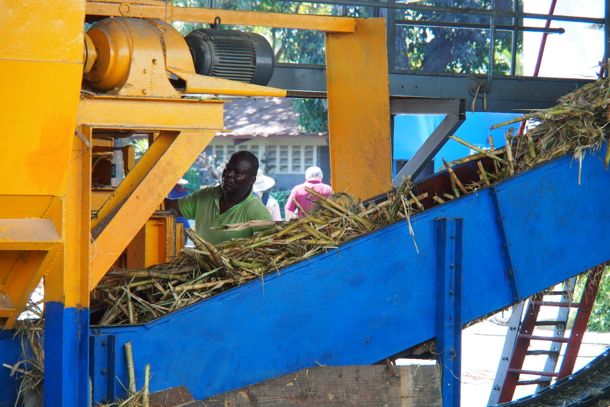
{"left": 185, "top": 29, "right": 275, "bottom": 86}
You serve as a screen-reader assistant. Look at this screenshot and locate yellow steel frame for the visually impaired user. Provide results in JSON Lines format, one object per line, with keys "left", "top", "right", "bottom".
{"left": 86, "top": 0, "right": 356, "bottom": 33}
{"left": 0, "top": 0, "right": 86, "bottom": 327}
{"left": 126, "top": 214, "right": 183, "bottom": 269}
{"left": 45, "top": 126, "right": 92, "bottom": 310}
{"left": 85, "top": 0, "right": 391, "bottom": 199}
{"left": 326, "top": 19, "right": 392, "bottom": 198}
{"left": 1, "top": 1, "right": 391, "bottom": 325}
{"left": 78, "top": 95, "right": 222, "bottom": 289}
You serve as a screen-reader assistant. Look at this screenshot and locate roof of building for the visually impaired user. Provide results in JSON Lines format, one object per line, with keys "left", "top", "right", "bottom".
{"left": 222, "top": 97, "right": 326, "bottom": 138}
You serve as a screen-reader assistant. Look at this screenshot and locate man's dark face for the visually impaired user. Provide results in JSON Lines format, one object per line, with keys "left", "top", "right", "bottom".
{"left": 221, "top": 157, "right": 256, "bottom": 198}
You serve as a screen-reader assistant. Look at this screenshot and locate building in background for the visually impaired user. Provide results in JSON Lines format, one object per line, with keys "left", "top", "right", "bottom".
{"left": 203, "top": 97, "right": 330, "bottom": 190}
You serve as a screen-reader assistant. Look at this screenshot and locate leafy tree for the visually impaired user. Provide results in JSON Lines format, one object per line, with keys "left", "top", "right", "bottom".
{"left": 393, "top": 0, "right": 518, "bottom": 75}
{"left": 574, "top": 268, "right": 610, "bottom": 332}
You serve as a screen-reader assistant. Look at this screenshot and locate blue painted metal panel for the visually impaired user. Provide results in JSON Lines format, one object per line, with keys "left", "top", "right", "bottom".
{"left": 0, "top": 331, "right": 20, "bottom": 406}
{"left": 88, "top": 146, "right": 610, "bottom": 402}
{"left": 90, "top": 334, "right": 116, "bottom": 403}
{"left": 45, "top": 303, "right": 90, "bottom": 407}
{"left": 436, "top": 218, "right": 463, "bottom": 407}
{"left": 496, "top": 153, "right": 610, "bottom": 297}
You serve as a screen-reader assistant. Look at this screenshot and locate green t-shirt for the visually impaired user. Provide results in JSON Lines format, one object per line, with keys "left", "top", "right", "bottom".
{"left": 178, "top": 185, "right": 273, "bottom": 245}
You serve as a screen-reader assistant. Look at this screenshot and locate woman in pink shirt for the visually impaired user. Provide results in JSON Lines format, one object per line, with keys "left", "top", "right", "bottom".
{"left": 285, "top": 166, "right": 333, "bottom": 220}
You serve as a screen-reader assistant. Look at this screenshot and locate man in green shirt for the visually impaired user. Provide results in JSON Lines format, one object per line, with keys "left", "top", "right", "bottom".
{"left": 167, "top": 151, "right": 273, "bottom": 245}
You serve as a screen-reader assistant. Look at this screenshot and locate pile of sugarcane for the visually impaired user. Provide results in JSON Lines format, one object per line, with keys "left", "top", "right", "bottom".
{"left": 2, "top": 320, "right": 43, "bottom": 406}
{"left": 91, "top": 184, "right": 426, "bottom": 325}
{"left": 90, "top": 77, "right": 610, "bottom": 326}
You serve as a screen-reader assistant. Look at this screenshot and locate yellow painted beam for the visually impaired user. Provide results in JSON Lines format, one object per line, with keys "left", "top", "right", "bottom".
{"left": 325, "top": 19, "right": 392, "bottom": 199}
{"left": 4, "top": 248, "right": 60, "bottom": 329}
{"left": 0, "top": 219, "right": 61, "bottom": 251}
{"left": 86, "top": 1, "right": 356, "bottom": 33}
{"left": 2, "top": 251, "right": 46, "bottom": 324}
{"left": 0, "top": 1, "right": 85, "bottom": 196}
{"left": 168, "top": 67, "right": 287, "bottom": 97}
{"left": 45, "top": 128, "right": 92, "bottom": 308}
{"left": 91, "top": 132, "right": 174, "bottom": 231}
{"left": 78, "top": 96, "right": 225, "bottom": 131}
{"left": 90, "top": 131, "right": 216, "bottom": 289}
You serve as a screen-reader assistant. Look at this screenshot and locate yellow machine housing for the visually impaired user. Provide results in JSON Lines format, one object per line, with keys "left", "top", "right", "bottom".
{"left": 0, "top": 1, "right": 392, "bottom": 328}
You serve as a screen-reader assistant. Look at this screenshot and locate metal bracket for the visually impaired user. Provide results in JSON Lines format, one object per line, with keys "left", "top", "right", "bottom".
{"left": 435, "top": 217, "right": 463, "bottom": 407}
{"left": 391, "top": 98, "right": 465, "bottom": 185}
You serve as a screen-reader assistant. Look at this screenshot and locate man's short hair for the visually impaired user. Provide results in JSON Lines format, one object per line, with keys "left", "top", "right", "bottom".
{"left": 305, "top": 166, "right": 323, "bottom": 181}
{"left": 229, "top": 150, "right": 259, "bottom": 176}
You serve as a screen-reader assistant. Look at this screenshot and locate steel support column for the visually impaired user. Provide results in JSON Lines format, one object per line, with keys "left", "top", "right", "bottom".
{"left": 435, "top": 218, "right": 463, "bottom": 407}
{"left": 326, "top": 18, "right": 392, "bottom": 199}
{"left": 44, "top": 126, "right": 92, "bottom": 406}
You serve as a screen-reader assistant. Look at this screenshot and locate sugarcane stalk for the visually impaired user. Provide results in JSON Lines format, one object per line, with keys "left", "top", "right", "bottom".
{"left": 174, "top": 279, "right": 232, "bottom": 293}
{"left": 407, "top": 192, "right": 427, "bottom": 210}
{"left": 124, "top": 342, "right": 136, "bottom": 395}
{"left": 477, "top": 161, "right": 491, "bottom": 186}
{"left": 504, "top": 129, "right": 515, "bottom": 176}
{"left": 525, "top": 131, "right": 537, "bottom": 159}
{"left": 442, "top": 158, "right": 467, "bottom": 195}
{"left": 449, "top": 136, "right": 506, "bottom": 163}
{"left": 143, "top": 364, "right": 151, "bottom": 407}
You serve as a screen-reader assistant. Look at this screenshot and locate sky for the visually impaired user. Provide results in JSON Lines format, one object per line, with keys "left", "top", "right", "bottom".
{"left": 522, "top": 0, "right": 605, "bottom": 79}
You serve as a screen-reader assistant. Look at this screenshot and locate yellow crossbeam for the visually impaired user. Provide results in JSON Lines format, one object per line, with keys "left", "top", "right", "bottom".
{"left": 90, "top": 130, "right": 216, "bottom": 290}
{"left": 78, "top": 96, "right": 225, "bottom": 131}
{"left": 0, "top": 219, "right": 61, "bottom": 251}
{"left": 86, "top": 1, "right": 356, "bottom": 33}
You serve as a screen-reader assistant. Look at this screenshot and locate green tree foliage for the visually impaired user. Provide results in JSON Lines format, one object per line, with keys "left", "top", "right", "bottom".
{"left": 173, "top": 0, "right": 521, "bottom": 131}
{"left": 295, "top": 99, "right": 328, "bottom": 134}
{"left": 574, "top": 268, "right": 610, "bottom": 332}
{"left": 394, "top": 0, "right": 518, "bottom": 75}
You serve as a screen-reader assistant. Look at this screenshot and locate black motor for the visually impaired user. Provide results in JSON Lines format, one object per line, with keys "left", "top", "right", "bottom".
{"left": 185, "top": 29, "right": 275, "bottom": 86}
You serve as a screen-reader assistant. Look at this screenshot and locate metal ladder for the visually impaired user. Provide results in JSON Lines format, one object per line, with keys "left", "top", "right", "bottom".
{"left": 488, "top": 267, "right": 604, "bottom": 405}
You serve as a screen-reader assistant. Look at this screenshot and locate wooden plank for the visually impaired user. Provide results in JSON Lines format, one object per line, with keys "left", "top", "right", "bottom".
{"left": 150, "top": 385, "right": 194, "bottom": 407}
{"left": 202, "top": 365, "right": 441, "bottom": 407}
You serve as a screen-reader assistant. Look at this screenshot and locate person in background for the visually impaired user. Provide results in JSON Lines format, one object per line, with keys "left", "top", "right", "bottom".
{"left": 253, "top": 169, "right": 282, "bottom": 221}
{"left": 166, "top": 178, "right": 191, "bottom": 240}
{"left": 285, "top": 166, "right": 333, "bottom": 220}
{"left": 165, "top": 151, "right": 273, "bottom": 245}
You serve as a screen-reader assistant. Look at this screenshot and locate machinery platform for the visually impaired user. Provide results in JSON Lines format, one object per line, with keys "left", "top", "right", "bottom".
{"left": 1, "top": 146, "right": 609, "bottom": 404}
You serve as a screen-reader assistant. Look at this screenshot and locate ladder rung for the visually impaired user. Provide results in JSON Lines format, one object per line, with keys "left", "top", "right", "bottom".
{"left": 518, "top": 334, "right": 569, "bottom": 343}
{"left": 517, "top": 378, "right": 553, "bottom": 386}
{"left": 526, "top": 349, "right": 560, "bottom": 356}
{"left": 532, "top": 300, "right": 580, "bottom": 307}
{"left": 535, "top": 320, "right": 567, "bottom": 327}
{"left": 508, "top": 369, "right": 560, "bottom": 377}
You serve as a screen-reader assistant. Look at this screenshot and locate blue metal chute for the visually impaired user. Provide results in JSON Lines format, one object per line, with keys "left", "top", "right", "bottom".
{"left": 0, "top": 147, "right": 609, "bottom": 404}
{"left": 85, "top": 146, "right": 610, "bottom": 402}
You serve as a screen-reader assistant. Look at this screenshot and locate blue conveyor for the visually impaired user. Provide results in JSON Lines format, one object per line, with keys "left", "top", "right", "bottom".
{"left": 1, "top": 147, "right": 609, "bottom": 404}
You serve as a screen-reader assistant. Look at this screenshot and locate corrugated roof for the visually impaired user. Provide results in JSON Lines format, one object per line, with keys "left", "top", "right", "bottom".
{"left": 222, "top": 97, "right": 326, "bottom": 137}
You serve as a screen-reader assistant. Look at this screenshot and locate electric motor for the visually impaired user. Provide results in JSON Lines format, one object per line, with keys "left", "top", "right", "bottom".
{"left": 185, "top": 29, "right": 275, "bottom": 86}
